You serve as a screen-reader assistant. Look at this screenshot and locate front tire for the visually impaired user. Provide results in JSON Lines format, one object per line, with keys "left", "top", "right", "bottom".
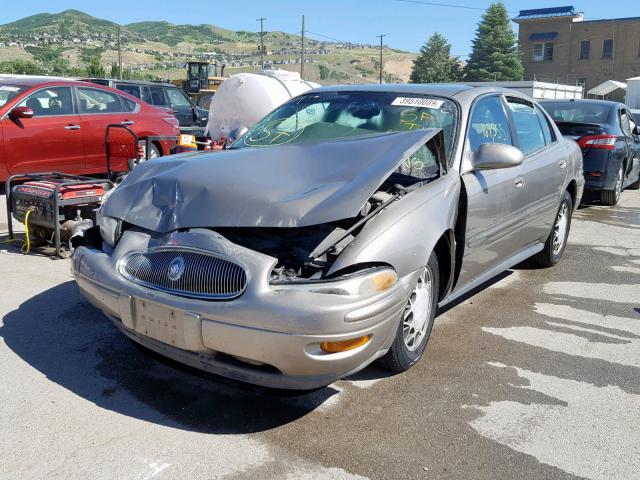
{"left": 628, "top": 173, "right": 640, "bottom": 190}
{"left": 532, "top": 190, "right": 573, "bottom": 268}
{"left": 378, "top": 252, "right": 439, "bottom": 373}
{"left": 600, "top": 163, "right": 624, "bottom": 205}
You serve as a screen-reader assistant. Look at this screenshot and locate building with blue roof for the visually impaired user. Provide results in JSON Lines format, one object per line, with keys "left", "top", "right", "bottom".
{"left": 514, "top": 5, "right": 640, "bottom": 100}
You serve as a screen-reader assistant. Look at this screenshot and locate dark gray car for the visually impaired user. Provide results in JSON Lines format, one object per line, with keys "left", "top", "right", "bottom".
{"left": 72, "top": 84, "right": 584, "bottom": 389}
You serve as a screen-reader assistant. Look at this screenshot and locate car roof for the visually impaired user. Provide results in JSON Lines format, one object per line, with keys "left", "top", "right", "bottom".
{"left": 84, "top": 77, "right": 177, "bottom": 88}
{"left": 309, "top": 83, "right": 537, "bottom": 103}
{"left": 0, "top": 75, "right": 79, "bottom": 87}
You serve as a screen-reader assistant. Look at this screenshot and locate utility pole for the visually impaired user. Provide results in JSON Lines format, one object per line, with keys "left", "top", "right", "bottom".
{"left": 300, "top": 15, "right": 305, "bottom": 79}
{"left": 257, "top": 17, "right": 266, "bottom": 71}
{"left": 376, "top": 34, "right": 385, "bottom": 84}
{"left": 117, "top": 25, "right": 122, "bottom": 79}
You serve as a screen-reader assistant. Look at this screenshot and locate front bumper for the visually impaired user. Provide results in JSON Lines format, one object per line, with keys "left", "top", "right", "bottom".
{"left": 72, "top": 229, "right": 415, "bottom": 389}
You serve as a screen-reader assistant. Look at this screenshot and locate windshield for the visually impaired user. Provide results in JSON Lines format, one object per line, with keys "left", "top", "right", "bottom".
{"left": 0, "top": 85, "right": 27, "bottom": 108}
{"left": 542, "top": 102, "right": 611, "bottom": 124}
{"left": 232, "top": 91, "right": 458, "bottom": 158}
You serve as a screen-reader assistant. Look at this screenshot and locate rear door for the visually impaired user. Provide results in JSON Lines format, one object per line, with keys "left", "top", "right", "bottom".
{"left": 456, "top": 95, "right": 529, "bottom": 287}
{"left": 620, "top": 108, "right": 640, "bottom": 185}
{"left": 505, "top": 97, "right": 565, "bottom": 244}
{"left": 75, "top": 86, "right": 140, "bottom": 174}
{"left": 2, "top": 86, "right": 85, "bottom": 174}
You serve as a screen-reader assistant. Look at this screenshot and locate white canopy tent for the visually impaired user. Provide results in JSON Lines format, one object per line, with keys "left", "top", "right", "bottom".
{"left": 587, "top": 80, "right": 627, "bottom": 98}
{"left": 625, "top": 76, "right": 640, "bottom": 110}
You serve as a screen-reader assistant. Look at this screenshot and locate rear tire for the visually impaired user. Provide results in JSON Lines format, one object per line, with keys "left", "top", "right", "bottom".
{"left": 378, "top": 252, "right": 439, "bottom": 373}
{"left": 600, "top": 163, "right": 624, "bottom": 205}
{"left": 532, "top": 190, "right": 573, "bottom": 268}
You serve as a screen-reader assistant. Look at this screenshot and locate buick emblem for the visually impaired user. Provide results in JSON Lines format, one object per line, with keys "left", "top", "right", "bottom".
{"left": 167, "top": 256, "right": 185, "bottom": 281}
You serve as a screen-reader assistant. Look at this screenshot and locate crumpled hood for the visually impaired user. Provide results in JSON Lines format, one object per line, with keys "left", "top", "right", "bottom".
{"left": 102, "top": 129, "right": 440, "bottom": 233}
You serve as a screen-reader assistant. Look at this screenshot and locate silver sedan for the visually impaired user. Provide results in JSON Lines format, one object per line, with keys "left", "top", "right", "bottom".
{"left": 73, "top": 84, "right": 584, "bottom": 389}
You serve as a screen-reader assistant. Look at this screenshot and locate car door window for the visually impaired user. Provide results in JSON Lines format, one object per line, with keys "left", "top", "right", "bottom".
{"left": 148, "top": 86, "right": 167, "bottom": 106}
{"left": 536, "top": 105, "right": 555, "bottom": 145}
{"left": 166, "top": 89, "right": 192, "bottom": 110}
{"left": 141, "top": 87, "right": 153, "bottom": 104}
{"left": 506, "top": 98, "right": 546, "bottom": 155}
{"left": 17, "top": 87, "right": 74, "bottom": 116}
{"left": 467, "top": 96, "right": 512, "bottom": 153}
{"left": 116, "top": 83, "right": 141, "bottom": 99}
{"left": 77, "top": 88, "right": 124, "bottom": 114}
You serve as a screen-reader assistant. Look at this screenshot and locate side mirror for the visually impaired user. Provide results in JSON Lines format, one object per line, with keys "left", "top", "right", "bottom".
{"left": 471, "top": 142, "right": 524, "bottom": 170}
{"left": 9, "top": 106, "right": 34, "bottom": 120}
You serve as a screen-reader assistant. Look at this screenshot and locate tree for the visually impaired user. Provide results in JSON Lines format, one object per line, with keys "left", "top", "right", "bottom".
{"left": 110, "top": 63, "right": 119, "bottom": 78}
{"left": 463, "top": 2, "right": 523, "bottom": 81}
{"left": 410, "top": 32, "right": 462, "bottom": 83}
{"left": 86, "top": 58, "right": 106, "bottom": 77}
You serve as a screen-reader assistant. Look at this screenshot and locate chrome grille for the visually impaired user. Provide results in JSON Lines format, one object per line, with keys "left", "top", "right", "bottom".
{"left": 119, "top": 248, "right": 247, "bottom": 300}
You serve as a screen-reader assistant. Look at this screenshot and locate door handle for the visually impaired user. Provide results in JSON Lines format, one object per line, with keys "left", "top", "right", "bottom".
{"left": 559, "top": 160, "right": 567, "bottom": 169}
{"left": 64, "top": 125, "right": 80, "bottom": 130}
{"left": 514, "top": 175, "right": 525, "bottom": 188}
{"left": 120, "top": 120, "right": 135, "bottom": 126}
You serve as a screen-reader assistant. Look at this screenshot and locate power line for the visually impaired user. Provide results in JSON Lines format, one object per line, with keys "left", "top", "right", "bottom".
{"left": 395, "top": 0, "right": 518, "bottom": 14}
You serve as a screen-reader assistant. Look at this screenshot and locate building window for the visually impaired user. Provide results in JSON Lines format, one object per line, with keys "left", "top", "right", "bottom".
{"left": 533, "top": 42, "right": 554, "bottom": 62}
{"left": 602, "top": 39, "right": 613, "bottom": 59}
{"left": 579, "top": 40, "right": 590, "bottom": 60}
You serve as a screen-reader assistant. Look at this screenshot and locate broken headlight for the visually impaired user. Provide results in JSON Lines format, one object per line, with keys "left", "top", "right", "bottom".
{"left": 99, "top": 215, "right": 122, "bottom": 248}
{"left": 271, "top": 267, "right": 397, "bottom": 296}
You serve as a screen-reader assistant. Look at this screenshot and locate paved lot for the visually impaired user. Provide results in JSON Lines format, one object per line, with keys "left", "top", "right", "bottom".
{"left": 1, "top": 190, "right": 639, "bottom": 480}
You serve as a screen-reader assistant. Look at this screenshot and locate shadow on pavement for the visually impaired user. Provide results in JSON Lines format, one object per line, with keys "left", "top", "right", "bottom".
{"left": 0, "top": 281, "right": 341, "bottom": 434}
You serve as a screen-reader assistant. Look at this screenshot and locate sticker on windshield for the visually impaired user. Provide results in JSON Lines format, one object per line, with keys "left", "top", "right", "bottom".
{"left": 0, "top": 86, "right": 20, "bottom": 92}
{"left": 391, "top": 97, "right": 444, "bottom": 108}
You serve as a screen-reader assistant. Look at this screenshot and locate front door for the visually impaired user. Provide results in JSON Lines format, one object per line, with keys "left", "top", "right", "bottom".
{"left": 166, "top": 88, "right": 195, "bottom": 128}
{"left": 2, "top": 86, "right": 85, "bottom": 175}
{"left": 456, "top": 95, "right": 529, "bottom": 287}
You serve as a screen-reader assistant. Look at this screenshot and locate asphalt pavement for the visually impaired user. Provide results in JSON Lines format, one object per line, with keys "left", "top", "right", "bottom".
{"left": 0, "top": 190, "right": 638, "bottom": 480}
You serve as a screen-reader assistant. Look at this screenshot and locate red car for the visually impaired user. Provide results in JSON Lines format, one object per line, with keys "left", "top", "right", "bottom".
{"left": 0, "top": 76, "right": 179, "bottom": 181}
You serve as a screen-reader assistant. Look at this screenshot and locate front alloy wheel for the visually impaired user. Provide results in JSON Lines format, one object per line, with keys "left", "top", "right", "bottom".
{"left": 378, "top": 252, "right": 439, "bottom": 372}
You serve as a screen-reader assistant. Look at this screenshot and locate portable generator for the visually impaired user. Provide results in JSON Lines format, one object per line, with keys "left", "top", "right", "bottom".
{"left": 5, "top": 173, "right": 113, "bottom": 256}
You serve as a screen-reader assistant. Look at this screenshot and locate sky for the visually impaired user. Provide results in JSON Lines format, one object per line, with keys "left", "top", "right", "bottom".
{"left": 1, "top": 1, "right": 635, "bottom": 56}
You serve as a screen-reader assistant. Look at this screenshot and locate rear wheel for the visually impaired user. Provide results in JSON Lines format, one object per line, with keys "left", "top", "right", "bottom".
{"left": 378, "top": 252, "right": 439, "bottom": 372}
{"left": 600, "top": 163, "right": 624, "bottom": 205}
{"left": 532, "top": 190, "right": 573, "bottom": 268}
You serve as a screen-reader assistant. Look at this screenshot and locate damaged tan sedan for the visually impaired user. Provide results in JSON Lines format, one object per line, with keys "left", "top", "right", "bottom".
{"left": 73, "top": 85, "right": 584, "bottom": 389}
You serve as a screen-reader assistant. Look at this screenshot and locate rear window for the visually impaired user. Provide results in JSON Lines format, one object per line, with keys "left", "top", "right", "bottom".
{"left": 542, "top": 102, "right": 611, "bottom": 124}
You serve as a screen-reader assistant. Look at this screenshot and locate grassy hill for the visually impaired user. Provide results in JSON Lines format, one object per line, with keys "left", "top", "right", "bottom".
{"left": 0, "top": 9, "right": 415, "bottom": 84}
{"left": 1, "top": 9, "right": 134, "bottom": 36}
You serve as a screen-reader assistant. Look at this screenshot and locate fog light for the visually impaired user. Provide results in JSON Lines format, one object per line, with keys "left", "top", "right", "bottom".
{"left": 320, "top": 335, "right": 371, "bottom": 353}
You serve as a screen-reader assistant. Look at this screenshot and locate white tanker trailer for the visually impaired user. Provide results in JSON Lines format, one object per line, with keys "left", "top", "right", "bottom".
{"left": 205, "top": 69, "right": 320, "bottom": 143}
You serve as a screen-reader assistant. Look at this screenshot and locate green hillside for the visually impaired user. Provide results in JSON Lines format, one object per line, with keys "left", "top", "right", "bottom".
{"left": 1, "top": 9, "right": 131, "bottom": 36}
{"left": 0, "top": 9, "right": 415, "bottom": 84}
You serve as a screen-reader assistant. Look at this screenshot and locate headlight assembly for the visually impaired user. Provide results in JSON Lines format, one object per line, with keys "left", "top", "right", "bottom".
{"left": 99, "top": 215, "right": 123, "bottom": 248}
{"left": 272, "top": 267, "right": 398, "bottom": 296}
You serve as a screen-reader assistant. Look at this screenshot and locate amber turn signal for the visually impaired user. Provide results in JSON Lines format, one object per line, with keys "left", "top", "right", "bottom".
{"left": 320, "top": 335, "right": 371, "bottom": 353}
